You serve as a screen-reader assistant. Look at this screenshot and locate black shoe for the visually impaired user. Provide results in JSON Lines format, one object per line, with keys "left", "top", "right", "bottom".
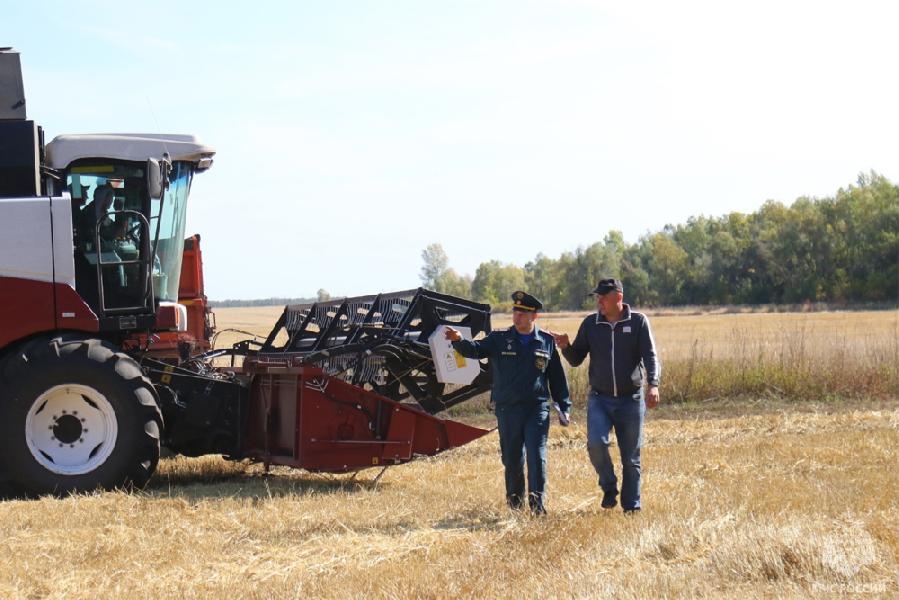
{"left": 623, "top": 507, "right": 641, "bottom": 515}
{"left": 528, "top": 492, "right": 546, "bottom": 516}
{"left": 601, "top": 490, "right": 618, "bottom": 509}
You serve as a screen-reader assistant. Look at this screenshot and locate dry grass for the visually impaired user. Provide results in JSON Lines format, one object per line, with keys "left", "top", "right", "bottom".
{"left": 1, "top": 308, "right": 895, "bottom": 598}
{"left": 0, "top": 403, "right": 896, "bottom": 598}
{"left": 210, "top": 306, "right": 899, "bottom": 404}
{"left": 528, "top": 309, "right": 899, "bottom": 405}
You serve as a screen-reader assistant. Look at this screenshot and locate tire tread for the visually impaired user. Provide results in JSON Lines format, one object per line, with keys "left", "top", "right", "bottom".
{"left": 0, "top": 335, "right": 163, "bottom": 496}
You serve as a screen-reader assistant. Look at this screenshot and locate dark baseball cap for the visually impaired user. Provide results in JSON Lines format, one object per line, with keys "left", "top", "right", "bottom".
{"left": 589, "top": 278, "right": 623, "bottom": 295}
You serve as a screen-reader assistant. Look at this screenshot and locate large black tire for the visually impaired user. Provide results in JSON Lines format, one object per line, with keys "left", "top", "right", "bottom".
{"left": 0, "top": 336, "right": 162, "bottom": 496}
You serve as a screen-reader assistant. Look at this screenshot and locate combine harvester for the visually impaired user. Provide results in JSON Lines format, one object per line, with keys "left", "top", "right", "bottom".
{"left": 0, "top": 49, "right": 492, "bottom": 496}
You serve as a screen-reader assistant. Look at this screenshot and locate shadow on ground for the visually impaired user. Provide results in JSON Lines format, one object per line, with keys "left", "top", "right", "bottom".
{"left": 143, "top": 463, "right": 390, "bottom": 500}
{"left": 0, "top": 465, "right": 388, "bottom": 502}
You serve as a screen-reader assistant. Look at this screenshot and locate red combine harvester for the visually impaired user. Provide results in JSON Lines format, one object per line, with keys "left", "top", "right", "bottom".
{"left": 0, "top": 49, "right": 492, "bottom": 496}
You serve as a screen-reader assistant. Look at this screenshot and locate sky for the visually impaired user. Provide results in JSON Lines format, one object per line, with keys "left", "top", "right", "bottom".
{"left": 6, "top": 0, "right": 898, "bottom": 300}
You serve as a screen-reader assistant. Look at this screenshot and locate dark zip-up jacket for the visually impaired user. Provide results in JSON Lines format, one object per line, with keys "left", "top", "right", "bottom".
{"left": 452, "top": 325, "right": 571, "bottom": 413}
{"left": 561, "top": 304, "right": 660, "bottom": 397}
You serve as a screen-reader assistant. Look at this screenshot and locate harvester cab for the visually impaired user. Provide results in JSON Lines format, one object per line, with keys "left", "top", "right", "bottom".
{"left": 44, "top": 135, "right": 214, "bottom": 334}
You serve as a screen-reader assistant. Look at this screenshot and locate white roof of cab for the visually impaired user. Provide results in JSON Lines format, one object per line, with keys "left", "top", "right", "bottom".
{"left": 45, "top": 133, "right": 215, "bottom": 170}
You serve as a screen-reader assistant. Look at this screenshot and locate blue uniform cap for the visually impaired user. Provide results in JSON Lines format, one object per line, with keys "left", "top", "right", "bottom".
{"left": 511, "top": 291, "right": 543, "bottom": 312}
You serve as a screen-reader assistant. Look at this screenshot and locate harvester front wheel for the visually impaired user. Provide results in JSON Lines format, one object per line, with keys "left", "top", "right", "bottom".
{"left": 0, "top": 336, "right": 162, "bottom": 496}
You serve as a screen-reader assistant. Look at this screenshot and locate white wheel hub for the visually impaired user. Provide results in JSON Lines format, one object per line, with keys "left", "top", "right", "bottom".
{"left": 25, "top": 384, "right": 118, "bottom": 475}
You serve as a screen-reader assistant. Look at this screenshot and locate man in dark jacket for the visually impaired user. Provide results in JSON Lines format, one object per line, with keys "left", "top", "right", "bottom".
{"left": 553, "top": 278, "right": 660, "bottom": 513}
{"left": 445, "top": 291, "right": 570, "bottom": 515}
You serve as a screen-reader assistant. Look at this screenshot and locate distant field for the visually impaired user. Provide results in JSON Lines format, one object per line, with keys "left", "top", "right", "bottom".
{"left": 209, "top": 305, "right": 899, "bottom": 360}
{"left": 211, "top": 306, "right": 899, "bottom": 404}
{"left": 0, "top": 307, "right": 895, "bottom": 598}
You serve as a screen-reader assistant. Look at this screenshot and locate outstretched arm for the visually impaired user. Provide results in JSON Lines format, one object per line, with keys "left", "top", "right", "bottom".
{"left": 557, "top": 320, "right": 590, "bottom": 367}
{"left": 445, "top": 326, "right": 494, "bottom": 359}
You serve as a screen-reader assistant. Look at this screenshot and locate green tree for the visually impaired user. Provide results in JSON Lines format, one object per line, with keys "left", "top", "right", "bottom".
{"left": 835, "top": 172, "right": 899, "bottom": 301}
{"left": 435, "top": 269, "right": 472, "bottom": 298}
{"left": 420, "top": 243, "right": 449, "bottom": 289}
{"left": 418, "top": 173, "right": 898, "bottom": 307}
{"left": 419, "top": 243, "right": 474, "bottom": 298}
{"left": 644, "top": 232, "right": 689, "bottom": 303}
{"left": 524, "top": 253, "right": 562, "bottom": 310}
{"left": 620, "top": 248, "right": 653, "bottom": 306}
{"left": 471, "top": 260, "right": 526, "bottom": 310}
{"left": 554, "top": 237, "right": 625, "bottom": 310}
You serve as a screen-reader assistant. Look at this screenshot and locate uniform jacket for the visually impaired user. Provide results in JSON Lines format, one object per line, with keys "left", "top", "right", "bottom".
{"left": 452, "top": 325, "right": 571, "bottom": 412}
{"left": 562, "top": 304, "right": 661, "bottom": 397}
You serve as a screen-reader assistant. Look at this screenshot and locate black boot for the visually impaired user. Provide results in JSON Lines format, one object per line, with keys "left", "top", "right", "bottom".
{"left": 601, "top": 489, "right": 618, "bottom": 509}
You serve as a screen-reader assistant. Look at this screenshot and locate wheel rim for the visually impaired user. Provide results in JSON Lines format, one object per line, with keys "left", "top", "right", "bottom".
{"left": 24, "top": 384, "right": 118, "bottom": 475}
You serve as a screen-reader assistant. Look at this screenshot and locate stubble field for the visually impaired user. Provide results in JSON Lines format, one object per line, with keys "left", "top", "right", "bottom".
{"left": 0, "top": 307, "right": 896, "bottom": 598}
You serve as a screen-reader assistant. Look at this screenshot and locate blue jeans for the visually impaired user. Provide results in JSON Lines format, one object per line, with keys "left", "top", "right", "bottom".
{"left": 495, "top": 403, "right": 550, "bottom": 511}
{"left": 586, "top": 390, "right": 645, "bottom": 510}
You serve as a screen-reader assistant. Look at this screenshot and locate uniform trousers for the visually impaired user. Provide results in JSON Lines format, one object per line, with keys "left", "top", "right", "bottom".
{"left": 495, "top": 402, "right": 550, "bottom": 511}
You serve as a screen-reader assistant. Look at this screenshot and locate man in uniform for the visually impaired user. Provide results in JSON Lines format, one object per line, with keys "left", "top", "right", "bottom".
{"left": 553, "top": 278, "right": 660, "bottom": 514}
{"left": 444, "top": 291, "right": 570, "bottom": 515}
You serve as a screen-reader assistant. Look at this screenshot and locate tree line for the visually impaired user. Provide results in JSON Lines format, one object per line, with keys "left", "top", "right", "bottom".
{"left": 210, "top": 289, "right": 331, "bottom": 308}
{"left": 421, "top": 172, "right": 898, "bottom": 311}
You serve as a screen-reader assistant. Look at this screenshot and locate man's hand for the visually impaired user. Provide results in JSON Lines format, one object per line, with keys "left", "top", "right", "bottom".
{"left": 551, "top": 331, "right": 570, "bottom": 350}
{"left": 444, "top": 326, "right": 462, "bottom": 342}
{"left": 646, "top": 385, "right": 660, "bottom": 409}
{"left": 554, "top": 403, "right": 570, "bottom": 427}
